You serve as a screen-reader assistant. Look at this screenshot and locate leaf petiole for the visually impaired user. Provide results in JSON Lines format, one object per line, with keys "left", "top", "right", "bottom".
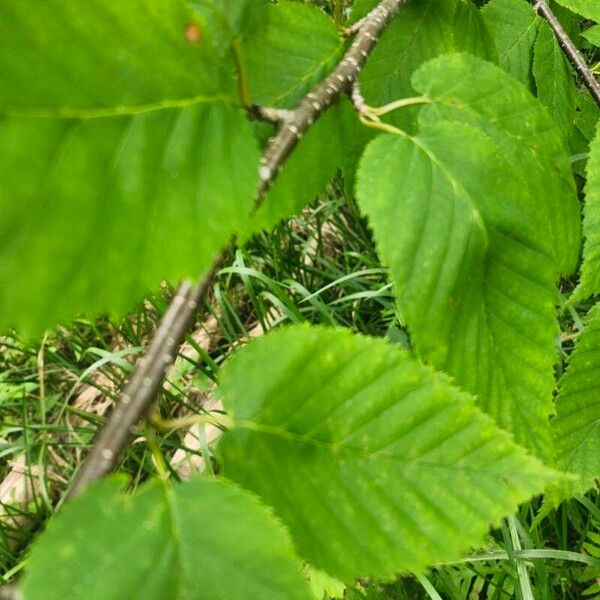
{"left": 150, "top": 411, "right": 233, "bottom": 433}
{"left": 358, "top": 112, "right": 409, "bottom": 138}
{"left": 370, "top": 95, "right": 430, "bottom": 116}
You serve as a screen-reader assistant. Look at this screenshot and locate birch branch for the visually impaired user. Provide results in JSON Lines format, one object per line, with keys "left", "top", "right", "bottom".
{"left": 533, "top": 0, "right": 600, "bottom": 107}
{"left": 67, "top": 258, "right": 224, "bottom": 499}
{"left": 257, "top": 0, "right": 405, "bottom": 198}
{"left": 67, "top": 0, "right": 406, "bottom": 500}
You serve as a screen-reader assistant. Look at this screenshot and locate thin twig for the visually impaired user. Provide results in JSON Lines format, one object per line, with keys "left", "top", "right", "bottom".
{"left": 66, "top": 0, "right": 406, "bottom": 501}
{"left": 533, "top": 0, "right": 600, "bottom": 106}
{"left": 247, "top": 105, "right": 293, "bottom": 125}
{"left": 67, "top": 253, "right": 225, "bottom": 499}
{"left": 349, "top": 81, "right": 370, "bottom": 115}
{"left": 343, "top": 16, "right": 367, "bottom": 37}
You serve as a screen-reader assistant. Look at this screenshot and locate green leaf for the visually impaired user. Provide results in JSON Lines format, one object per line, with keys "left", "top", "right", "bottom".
{"left": 452, "top": 0, "right": 499, "bottom": 63}
{"left": 22, "top": 477, "right": 311, "bottom": 600}
{"left": 533, "top": 21, "right": 577, "bottom": 142}
{"left": 241, "top": 1, "right": 342, "bottom": 109}
{"left": 0, "top": 0, "right": 260, "bottom": 334}
{"left": 414, "top": 53, "right": 580, "bottom": 277}
{"left": 307, "top": 567, "right": 345, "bottom": 600}
{"left": 349, "top": 0, "right": 379, "bottom": 20}
{"left": 576, "top": 90, "right": 600, "bottom": 143}
{"left": 575, "top": 124, "right": 600, "bottom": 299}
{"left": 356, "top": 122, "right": 559, "bottom": 459}
{"left": 482, "top": 0, "right": 540, "bottom": 88}
{"left": 193, "top": 0, "right": 267, "bottom": 40}
{"left": 554, "top": 0, "right": 600, "bottom": 20}
{"left": 583, "top": 24, "right": 600, "bottom": 47}
{"left": 0, "top": 0, "right": 231, "bottom": 109}
{"left": 554, "top": 304, "right": 600, "bottom": 496}
{"left": 0, "top": 105, "right": 259, "bottom": 335}
{"left": 219, "top": 325, "right": 560, "bottom": 581}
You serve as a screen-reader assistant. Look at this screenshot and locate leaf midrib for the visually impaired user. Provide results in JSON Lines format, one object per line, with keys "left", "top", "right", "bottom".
{"left": 0, "top": 92, "right": 232, "bottom": 120}
{"left": 233, "top": 417, "right": 530, "bottom": 477}
{"left": 408, "top": 130, "right": 490, "bottom": 249}
{"left": 404, "top": 130, "right": 555, "bottom": 454}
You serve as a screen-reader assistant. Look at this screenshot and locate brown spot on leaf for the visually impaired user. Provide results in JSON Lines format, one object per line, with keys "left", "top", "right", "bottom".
{"left": 184, "top": 22, "right": 202, "bottom": 44}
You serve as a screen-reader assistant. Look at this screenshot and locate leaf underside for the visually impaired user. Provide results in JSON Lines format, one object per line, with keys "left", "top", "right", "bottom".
{"left": 0, "top": 105, "right": 258, "bottom": 334}
{"left": 554, "top": 0, "right": 600, "bottom": 20}
{"left": 0, "top": 0, "right": 260, "bottom": 335}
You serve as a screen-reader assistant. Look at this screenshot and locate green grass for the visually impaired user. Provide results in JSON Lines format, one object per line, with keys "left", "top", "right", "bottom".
{"left": 1, "top": 178, "right": 599, "bottom": 598}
